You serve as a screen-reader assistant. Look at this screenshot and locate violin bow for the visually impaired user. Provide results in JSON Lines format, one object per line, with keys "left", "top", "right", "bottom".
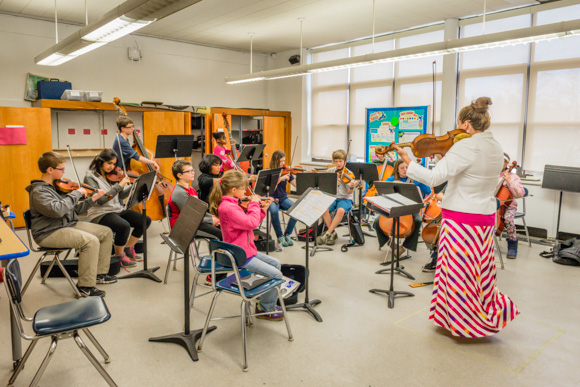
{"left": 66, "top": 145, "right": 85, "bottom": 188}
{"left": 432, "top": 60, "right": 436, "bottom": 136}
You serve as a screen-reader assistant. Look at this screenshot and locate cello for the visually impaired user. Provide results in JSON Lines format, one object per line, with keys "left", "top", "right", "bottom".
{"left": 113, "top": 98, "right": 173, "bottom": 221}
{"left": 365, "top": 145, "right": 394, "bottom": 198}
{"left": 495, "top": 161, "right": 518, "bottom": 236}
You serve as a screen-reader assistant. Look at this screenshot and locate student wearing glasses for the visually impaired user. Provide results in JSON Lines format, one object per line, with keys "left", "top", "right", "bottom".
{"left": 112, "top": 116, "right": 160, "bottom": 173}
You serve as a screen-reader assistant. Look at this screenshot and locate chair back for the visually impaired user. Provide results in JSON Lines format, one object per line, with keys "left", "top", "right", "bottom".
{"left": 210, "top": 240, "right": 247, "bottom": 268}
{"left": 5, "top": 260, "right": 23, "bottom": 304}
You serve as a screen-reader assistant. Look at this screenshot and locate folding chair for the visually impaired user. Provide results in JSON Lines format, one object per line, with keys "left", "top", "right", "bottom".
{"left": 4, "top": 260, "right": 116, "bottom": 387}
{"left": 22, "top": 210, "right": 81, "bottom": 298}
{"left": 196, "top": 240, "right": 293, "bottom": 372}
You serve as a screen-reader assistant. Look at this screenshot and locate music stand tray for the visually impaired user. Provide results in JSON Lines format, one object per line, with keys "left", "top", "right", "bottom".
{"left": 366, "top": 188, "right": 424, "bottom": 309}
{"left": 120, "top": 171, "right": 162, "bottom": 283}
{"left": 155, "top": 135, "right": 196, "bottom": 160}
{"left": 253, "top": 168, "right": 283, "bottom": 254}
{"left": 149, "top": 196, "right": 216, "bottom": 361}
{"left": 285, "top": 187, "right": 337, "bottom": 322}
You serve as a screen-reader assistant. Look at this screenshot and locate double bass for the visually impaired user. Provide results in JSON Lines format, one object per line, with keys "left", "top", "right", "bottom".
{"left": 113, "top": 98, "right": 173, "bottom": 221}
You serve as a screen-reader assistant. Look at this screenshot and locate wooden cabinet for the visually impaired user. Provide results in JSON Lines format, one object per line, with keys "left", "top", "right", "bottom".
{"left": 0, "top": 107, "right": 53, "bottom": 228}
{"left": 205, "top": 108, "right": 291, "bottom": 170}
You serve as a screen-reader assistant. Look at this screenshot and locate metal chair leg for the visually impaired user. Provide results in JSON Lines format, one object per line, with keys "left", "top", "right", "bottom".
{"left": 41, "top": 257, "right": 56, "bottom": 284}
{"left": 8, "top": 339, "right": 38, "bottom": 386}
{"left": 21, "top": 255, "right": 46, "bottom": 296}
{"left": 74, "top": 333, "right": 117, "bottom": 387}
{"left": 53, "top": 258, "right": 82, "bottom": 298}
{"left": 30, "top": 336, "right": 58, "bottom": 387}
{"left": 189, "top": 272, "right": 200, "bottom": 308}
{"left": 246, "top": 302, "right": 254, "bottom": 326}
{"left": 164, "top": 250, "right": 173, "bottom": 284}
{"left": 197, "top": 291, "right": 221, "bottom": 351}
{"left": 241, "top": 300, "right": 248, "bottom": 372}
{"left": 494, "top": 236, "right": 505, "bottom": 270}
{"left": 522, "top": 217, "right": 532, "bottom": 247}
{"left": 83, "top": 328, "right": 110, "bottom": 363}
{"left": 276, "top": 288, "right": 293, "bottom": 341}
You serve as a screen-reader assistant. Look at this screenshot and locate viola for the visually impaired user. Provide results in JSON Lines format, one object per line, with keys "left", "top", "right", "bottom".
{"left": 495, "top": 161, "right": 518, "bottom": 236}
{"left": 337, "top": 167, "right": 363, "bottom": 189}
{"left": 105, "top": 167, "right": 139, "bottom": 183}
{"left": 54, "top": 178, "right": 113, "bottom": 199}
{"left": 386, "top": 129, "right": 471, "bottom": 158}
{"left": 281, "top": 165, "right": 307, "bottom": 176}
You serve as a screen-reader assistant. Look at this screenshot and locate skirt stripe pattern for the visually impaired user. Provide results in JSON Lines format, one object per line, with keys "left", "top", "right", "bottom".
{"left": 429, "top": 218, "right": 519, "bottom": 337}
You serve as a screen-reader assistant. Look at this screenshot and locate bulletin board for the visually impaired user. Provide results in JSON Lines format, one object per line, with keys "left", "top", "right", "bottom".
{"left": 365, "top": 106, "right": 430, "bottom": 163}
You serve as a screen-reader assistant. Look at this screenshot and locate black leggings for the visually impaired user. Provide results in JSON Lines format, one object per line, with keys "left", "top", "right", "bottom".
{"left": 98, "top": 210, "right": 152, "bottom": 246}
{"left": 198, "top": 223, "right": 223, "bottom": 241}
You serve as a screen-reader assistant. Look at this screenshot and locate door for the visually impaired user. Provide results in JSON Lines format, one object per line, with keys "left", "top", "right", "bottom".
{"left": 263, "top": 116, "right": 286, "bottom": 168}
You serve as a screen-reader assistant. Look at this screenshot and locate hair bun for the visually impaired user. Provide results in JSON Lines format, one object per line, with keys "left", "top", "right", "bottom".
{"left": 472, "top": 97, "right": 492, "bottom": 113}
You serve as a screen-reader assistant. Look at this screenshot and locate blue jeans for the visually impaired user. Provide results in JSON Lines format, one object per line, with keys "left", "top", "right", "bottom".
{"left": 268, "top": 197, "right": 297, "bottom": 238}
{"left": 243, "top": 252, "right": 282, "bottom": 311}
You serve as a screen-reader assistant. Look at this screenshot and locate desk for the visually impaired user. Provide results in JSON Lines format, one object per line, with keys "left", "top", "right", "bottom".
{"left": 1, "top": 217, "right": 30, "bottom": 369}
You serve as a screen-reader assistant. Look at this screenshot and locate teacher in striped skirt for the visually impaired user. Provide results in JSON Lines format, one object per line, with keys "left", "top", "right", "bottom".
{"left": 393, "top": 97, "right": 519, "bottom": 338}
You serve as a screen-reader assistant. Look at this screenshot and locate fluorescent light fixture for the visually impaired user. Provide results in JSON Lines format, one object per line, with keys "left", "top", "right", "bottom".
{"left": 226, "top": 18, "right": 580, "bottom": 84}
{"left": 35, "top": 0, "right": 202, "bottom": 66}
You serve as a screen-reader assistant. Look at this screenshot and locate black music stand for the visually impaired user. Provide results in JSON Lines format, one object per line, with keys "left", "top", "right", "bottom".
{"left": 149, "top": 196, "right": 216, "bottom": 361}
{"left": 542, "top": 165, "right": 580, "bottom": 241}
{"left": 285, "top": 187, "right": 337, "bottom": 322}
{"left": 295, "top": 173, "right": 337, "bottom": 256}
{"left": 155, "top": 135, "right": 196, "bottom": 160}
{"left": 345, "top": 162, "right": 379, "bottom": 238}
{"left": 374, "top": 181, "right": 422, "bottom": 269}
{"left": 253, "top": 168, "right": 283, "bottom": 254}
{"left": 366, "top": 192, "right": 423, "bottom": 308}
{"left": 119, "top": 171, "right": 162, "bottom": 283}
{"left": 237, "top": 144, "right": 266, "bottom": 174}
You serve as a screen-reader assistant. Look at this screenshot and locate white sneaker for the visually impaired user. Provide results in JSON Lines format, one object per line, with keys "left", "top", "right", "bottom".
{"left": 275, "top": 243, "right": 283, "bottom": 252}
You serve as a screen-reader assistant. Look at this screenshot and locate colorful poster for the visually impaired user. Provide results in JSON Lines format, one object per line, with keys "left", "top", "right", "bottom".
{"left": 365, "top": 106, "right": 429, "bottom": 163}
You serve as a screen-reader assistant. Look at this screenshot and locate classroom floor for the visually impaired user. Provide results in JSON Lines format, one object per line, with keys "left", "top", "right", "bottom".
{"left": 1, "top": 220, "right": 579, "bottom": 387}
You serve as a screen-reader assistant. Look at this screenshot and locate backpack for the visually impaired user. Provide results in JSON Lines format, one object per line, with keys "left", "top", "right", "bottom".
{"left": 539, "top": 238, "right": 580, "bottom": 266}
{"left": 340, "top": 212, "right": 365, "bottom": 252}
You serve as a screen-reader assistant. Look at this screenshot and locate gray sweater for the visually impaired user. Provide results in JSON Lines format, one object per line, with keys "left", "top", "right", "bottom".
{"left": 83, "top": 170, "right": 132, "bottom": 222}
{"left": 26, "top": 180, "right": 95, "bottom": 242}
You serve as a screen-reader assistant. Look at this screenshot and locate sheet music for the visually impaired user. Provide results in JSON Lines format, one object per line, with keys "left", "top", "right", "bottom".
{"left": 287, "top": 189, "right": 336, "bottom": 227}
{"left": 365, "top": 193, "right": 418, "bottom": 212}
{"left": 385, "top": 193, "right": 418, "bottom": 205}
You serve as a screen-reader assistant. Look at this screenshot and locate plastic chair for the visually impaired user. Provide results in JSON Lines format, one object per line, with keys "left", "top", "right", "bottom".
{"left": 514, "top": 187, "right": 532, "bottom": 247}
{"left": 4, "top": 260, "right": 116, "bottom": 387}
{"left": 196, "top": 240, "right": 293, "bottom": 371}
{"left": 22, "top": 210, "right": 81, "bottom": 298}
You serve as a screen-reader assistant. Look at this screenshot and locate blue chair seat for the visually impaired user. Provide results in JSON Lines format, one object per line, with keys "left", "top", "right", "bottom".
{"left": 33, "top": 297, "right": 111, "bottom": 335}
{"left": 8, "top": 211, "right": 15, "bottom": 219}
{"left": 197, "top": 256, "right": 230, "bottom": 273}
{"left": 216, "top": 269, "right": 284, "bottom": 297}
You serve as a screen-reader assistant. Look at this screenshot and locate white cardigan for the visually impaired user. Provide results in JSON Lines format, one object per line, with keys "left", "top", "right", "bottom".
{"left": 406, "top": 130, "right": 503, "bottom": 215}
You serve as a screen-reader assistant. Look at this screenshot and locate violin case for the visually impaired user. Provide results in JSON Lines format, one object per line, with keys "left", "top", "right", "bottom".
{"left": 40, "top": 256, "right": 121, "bottom": 278}
{"left": 254, "top": 230, "right": 276, "bottom": 252}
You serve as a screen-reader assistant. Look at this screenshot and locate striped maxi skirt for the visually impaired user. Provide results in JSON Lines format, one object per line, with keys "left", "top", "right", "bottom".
{"left": 430, "top": 210, "right": 519, "bottom": 338}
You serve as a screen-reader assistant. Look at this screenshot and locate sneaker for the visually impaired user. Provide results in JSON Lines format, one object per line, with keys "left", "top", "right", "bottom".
{"left": 284, "top": 235, "right": 294, "bottom": 246}
{"left": 326, "top": 231, "right": 338, "bottom": 246}
{"left": 316, "top": 231, "right": 329, "bottom": 245}
{"left": 255, "top": 304, "right": 284, "bottom": 321}
{"left": 119, "top": 254, "right": 137, "bottom": 268}
{"left": 274, "top": 243, "right": 283, "bottom": 252}
{"left": 204, "top": 274, "right": 212, "bottom": 286}
{"left": 96, "top": 274, "right": 118, "bottom": 284}
{"left": 77, "top": 285, "right": 106, "bottom": 297}
{"left": 422, "top": 260, "right": 437, "bottom": 273}
{"left": 278, "top": 236, "right": 289, "bottom": 247}
{"left": 124, "top": 247, "right": 143, "bottom": 262}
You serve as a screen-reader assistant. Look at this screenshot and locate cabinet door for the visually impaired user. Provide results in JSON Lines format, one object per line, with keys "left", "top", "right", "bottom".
{"left": 0, "top": 107, "right": 52, "bottom": 228}
{"left": 263, "top": 116, "right": 285, "bottom": 168}
{"left": 143, "top": 111, "right": 189, "bottom": 185}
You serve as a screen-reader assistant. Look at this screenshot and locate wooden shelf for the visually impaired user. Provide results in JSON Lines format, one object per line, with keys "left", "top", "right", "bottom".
{"left": 53, "top": 148, "right": 103, "bottom": 158}
{"left": 31, "top": 100, "right": 183, "bottom": 113}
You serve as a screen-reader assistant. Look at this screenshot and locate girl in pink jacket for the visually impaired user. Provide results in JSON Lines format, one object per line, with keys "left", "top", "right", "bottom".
{"left": 209, "top": 170, "right": 284, "bottom": 321}
{"left": 499, "top": 153, "right": 526, "bottom": 259}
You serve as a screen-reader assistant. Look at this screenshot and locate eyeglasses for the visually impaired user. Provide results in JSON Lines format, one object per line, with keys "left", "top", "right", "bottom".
{"left": 125, "top": 125, "right": 135, "bottom": 129}
{"left": 181, "top": 169, "right": 195, "bottom": 174}
{"left": 54, "top": 167, "right": 65, "bottom": 172}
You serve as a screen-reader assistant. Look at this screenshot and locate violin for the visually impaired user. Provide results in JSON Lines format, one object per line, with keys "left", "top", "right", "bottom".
{"left": 239, "top": 196, "right": 274, "bottom": 211}
{"left": 337, "top": 167, "right": 363, "bottom": 189}
{"left": 386, "top": 129, "right": 471, "bottom": 158}
{"left": 54, "top": 178, "right": 113, "bottom": 199}
{"left": 105, "top": 167, "right": 139, "bottom": 183}
{"left": 281, "top": 165, "right": 307, "bottom": 176}
{"left": 495, "top": 161, "right": 518, "bottom": 236}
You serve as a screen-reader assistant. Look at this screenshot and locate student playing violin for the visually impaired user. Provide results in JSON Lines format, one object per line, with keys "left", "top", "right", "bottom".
{"left": 197, "top": 154, "right": 223, "bottom": 204}
{"left": 317, "top": 149, "right": 356, "bottom": 246}
{"left": 27, "top": 152, "right": 114, "bottom": 297}
{"left": 268, "top": 150, "right": 299, "bottom": 250}
{"left": 84, "top": 149, "right": 151, "bottom": 268}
